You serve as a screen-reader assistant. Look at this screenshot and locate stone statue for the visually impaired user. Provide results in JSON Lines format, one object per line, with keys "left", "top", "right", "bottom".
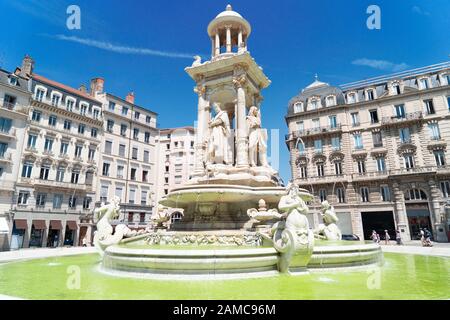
{"left": 269, "top": 183, "right": 314, "bottom": 273}
{"left": 314, "top": 201, "right": 342, "bottom": 241}
{"left": 207, "top": 102, "right": 232, "bottom": 165}
{"left": 151, "top": 204, "right": 172, "bottom": 229}
{"left": 247, "top": 199, "right": 282, "bottom": 227}
{"left": 192, "top": 55, "right": 202, "bottom": 67}
{"left": 93, "top": 196, "right": 139, "bottom": 255}
{"left": 247, "top": 106, "right": 268, "bottom": 167}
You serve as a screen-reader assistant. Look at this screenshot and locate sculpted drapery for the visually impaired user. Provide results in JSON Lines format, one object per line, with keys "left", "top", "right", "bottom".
{"left": 247, "top": 106, "right": 268, "bottom": 167}
{"left": 207, "top": 102, "right": 232, "bottom": 165}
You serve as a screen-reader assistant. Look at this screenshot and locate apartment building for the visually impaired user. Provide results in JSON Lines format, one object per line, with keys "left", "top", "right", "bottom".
{"left": 9, "top": 56, "right": 102, "bottom": 249}
{"left": 93, "top": 82, "right": 158, "bottom": 230}
{"left": 155, "top": 126, "right": 195, "bottom": 227}
{"left": 285, "top": 62, "right": 450, "bottom": 242}
{"left": 0, "top": 61, "right": 31, "bottom": 250}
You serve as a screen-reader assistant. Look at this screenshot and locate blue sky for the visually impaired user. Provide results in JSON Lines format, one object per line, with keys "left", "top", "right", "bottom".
{"left": 0, "top": 0, "right": 448, "bottom": 181}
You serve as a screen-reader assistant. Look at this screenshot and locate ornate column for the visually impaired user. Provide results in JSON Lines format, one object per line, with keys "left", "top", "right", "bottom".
{"left": 238, "top": 28, "right": 243, "bottom": 48}
{"left": 392, "top": 182, "right": 411, "bottom": 241}
{"left": 214, "top": 31, "right": 220, "bottom": 56}
{"left": 193, "top": 79, "right": 208, "bottom": 175}
{"left": 233, "top": 65, "right": 249, "bottom": 168}
{"left": 428, "top": 179, "right": 448, "bottom": 242}
{"left": 226, "top": 25, "right": 232, "bottom": 53}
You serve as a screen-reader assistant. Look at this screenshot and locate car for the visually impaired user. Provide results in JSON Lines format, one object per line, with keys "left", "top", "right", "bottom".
{"left": 341, "top": 234, "right": 360, "bottom": 241}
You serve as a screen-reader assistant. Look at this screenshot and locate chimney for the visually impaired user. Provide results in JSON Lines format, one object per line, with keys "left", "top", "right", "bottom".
{"left": 90, "top": 77, "right": 104, "bottom": 97}
{"left": 126, "top": 91, "right": 135, "bottom": 104}
{"left": 79, "top": 84, "right": 87, "bottom": 93}
{"left": 20, "top": 54, "right": 34, "bottom": 78}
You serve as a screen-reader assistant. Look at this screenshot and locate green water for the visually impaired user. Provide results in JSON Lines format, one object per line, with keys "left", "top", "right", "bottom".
{"left": 0, "top": 253, "right": 448, "bottom": 300}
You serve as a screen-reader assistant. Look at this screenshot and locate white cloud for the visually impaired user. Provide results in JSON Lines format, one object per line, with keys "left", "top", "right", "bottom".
{"left": 352, "top": 58, "right": 409, "bottom": 72}
{"left": 412, "top": 5, "right": 430, "bottom": 16}
{"left": 49, "top": 34, "right": 199, "bottom": 59}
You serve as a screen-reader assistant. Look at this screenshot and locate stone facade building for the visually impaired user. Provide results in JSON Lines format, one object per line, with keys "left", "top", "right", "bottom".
{"left": 285, "top": 62, "right": 450, "bottom": 242}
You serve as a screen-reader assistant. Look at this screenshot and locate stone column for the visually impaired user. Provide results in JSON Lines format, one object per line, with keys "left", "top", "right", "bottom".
{"left": 226, "top": 26, "right": 232, "bottom": 53}
{"left": 428, "top": 179, "right": 448, "bottom": 242}
{"left": 238, "top": 29, "right": 243, "bottom": 48}
{"left": 233, "top": 67, "right": 249, "bottom": 168}
{"left": 215, "top": 32, "right": 220, "bottom": 56}
{"left": 194, "top": 81, "right": 208, "bottom": 175}
{"left": 211, "top": 38, "right": 215, "bottom": 57}
{"left": 392, "top": 182, "right": 411, "bottom": 241}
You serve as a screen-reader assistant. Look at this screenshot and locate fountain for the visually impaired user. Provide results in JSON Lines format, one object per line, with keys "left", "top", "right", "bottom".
{"left": 97, "top": 5, "right": 382, "bottom": 278}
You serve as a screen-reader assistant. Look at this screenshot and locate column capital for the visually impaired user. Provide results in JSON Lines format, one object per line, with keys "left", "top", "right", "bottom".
{"left": 233, "top": 74, "right": 247, "bottom": 89}
{"left": 194, "top": 84, "right": 206, "bottom": 97}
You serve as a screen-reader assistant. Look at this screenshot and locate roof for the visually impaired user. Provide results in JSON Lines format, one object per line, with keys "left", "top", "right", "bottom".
{"left": 160, "top": 126, "right": 195, "bottom": 134}
{"left": 106, "top": 93, "right": 158, "bottom": 116}
{"left": 207, "top": 4, "right": 251, "bottom": 37}
{"left": 216, "top": 4, "right": 243, "bottom": 19}
{"left": 33, "top": 74, "right": 100, "bottom": 103}
{"left": 0, "top": 68, "right": 30, "bottom": 93}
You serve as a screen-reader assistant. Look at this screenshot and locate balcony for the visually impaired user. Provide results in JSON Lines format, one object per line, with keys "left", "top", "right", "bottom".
{"left": 0, "top": 152, "right": 12, "bottom": 164}
{"left": 43, "top": 150, "right": 54, "bottom": 157}
{"left": 32, "top": 179, "right": 88, "bottom": 191}
{"left": 381, "top": 111, "right": 423, "bottom": 126}
{"left": 24, "top": 146, "right": 37, "bottom": 154}
{"left": 352, "top": 171, "right": 389, "bottom": 181}
{"left": 297, "top": 174, "right": 349, "bottom": 185}
{"left": 287, "top": 124, "right": 342, "bottom": 141}
{"left": 0, "top": 128, "right": 16, "bottom": 140}
{"left": 1, "top": 102, "right": 29, "bottom": 115}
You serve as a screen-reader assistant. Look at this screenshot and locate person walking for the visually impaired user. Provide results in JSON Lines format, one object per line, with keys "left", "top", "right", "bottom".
{"left": 384, "top": 230, "right": 390, "bottom": 245}
{"left": 424, "top": 228, "right": 433, "bottom": 247}
{"left": 395, "top": 229, "right": 403, "bottom": 245}
{"left": 82, "top": 236, "right": 87, "bottom": 247}
{"left": 371, "top": 230, "right": 377, "bottom": 243}
{"left": 376, "top": 232, "right": 381, "bottom": 244}
{"left": 419, "top": 228, "right": 425, "bottom": 246}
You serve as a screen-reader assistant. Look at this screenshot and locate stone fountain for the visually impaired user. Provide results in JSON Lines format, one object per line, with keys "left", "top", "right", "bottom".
{"left": 96, "top": 5, "right": 382, "bottom": 278}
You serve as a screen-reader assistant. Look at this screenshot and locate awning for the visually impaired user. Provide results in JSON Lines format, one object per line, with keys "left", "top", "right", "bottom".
{"left": 14, "top": 219, "right": 28, "bottom": 230}
{"left": 50, "top": 220, "right": 63, "bottom": 230}
{"left": 0, "top": 217, "right": 9, "bottom": 234}
{"left": 32, "top": 220, "right": 46, "bottom": 230}
{"left": 66, "top": 221, "right": 78, "bottom": 230}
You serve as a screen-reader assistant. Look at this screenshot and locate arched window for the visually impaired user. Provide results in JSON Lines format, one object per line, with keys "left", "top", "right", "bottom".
{"left": 404, "top": 189, "right": 427, "bottom": 201}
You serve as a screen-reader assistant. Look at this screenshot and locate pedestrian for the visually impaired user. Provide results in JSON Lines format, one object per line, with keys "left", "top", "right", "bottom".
{"left": 419, "top": 228, "right": 425, "bottom": 246}
{"left": 424, "top": 228, "right": 433, "bottom": 247}
{"left": 82, "top": 236, "right": 87, "bottom": 247}
{"left": 370, "top": 230, "right": 377, "bottom": 243}
{"left": 395, "top": 229, "right": 402, "bottom": 245}
{"left": 384, "top": 230, "right": 390, "bottom": 245}
{"left": 376, "top": 232, "right": 381, "bottom": 243}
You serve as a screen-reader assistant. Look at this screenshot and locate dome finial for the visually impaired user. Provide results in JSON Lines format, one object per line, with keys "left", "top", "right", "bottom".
{"left": 314, "top": 73, "right": 319, "bottom": 81}
{"left": 226, "top": 4, "right": 232, "bottom": 11}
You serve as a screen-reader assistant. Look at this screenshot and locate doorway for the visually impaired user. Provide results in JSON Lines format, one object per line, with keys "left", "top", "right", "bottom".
{"left": 361, "top": 211, "right": 396, "bottom": 240}
{"left": 406, "top": 204, "right": 432, "bottom": 240}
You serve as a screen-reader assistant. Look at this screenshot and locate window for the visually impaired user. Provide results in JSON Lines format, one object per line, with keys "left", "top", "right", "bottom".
{"left": 65, "top": 99, "right": 75, "bottom": 112}
{"left": 297, "top": 141, "right": 305, "bottom": 155}
{"left": 120, "top": 124, "right": 127, "bottom": 136}
{"left": 347, "top": 93, "right": 356, "bottom": 104}
{"left": 141, "top": 191, "right": 147, "bottom": 205}
{"left": 133, "top": 128, "right": 139, "bottom": 140}
{"left": 403, "top": 154, "right": 415, "bottom": 170}
{"left": 419, "top": 78, "right": 429, "bottom": 90}
{"left": 174, "top": 175, "right": 182, "bottom": 184}
{"left": 80, "top": 104, "right": 87, "bottom": 116}
{"left": 117, "top": 165, "right": 124, "bottom": 178}
{"left": 351, "top": 112, "right": 359, "bottom": 126}
{"left": 35, "top": 88, "right": 45, "bottom": 102}
{"left": 139, "top": 213, "right": 145, "bottom": 223}
{"left": 71, "top": 170, "right": 80, "bottom": 184}
{"left": 399, "top": 127, "right": 411, "bottom": 143}
{"left": 146, "top": 115, "right": 151, "bottom": 124}
{"left": 142, "top": 170, "right": 148, "bottom": 182}
{"left": 353, "top": 133, "right": 363, "bottom": 149}
{"left": 376, "top": 157, "right": 386, "bottom": 172}
{"left": 106, "top": 120, "right": 114, "bottom": 133}
{"left": 39, "top": 165, "right": 50, "bottom": 180}
{"left": 299, "top": 165, "right": 307, "bottom": 179}
{"left": 434, "top": 151, "right": 446, "bottom": 167}
{"left": 405, "top": 189, "right": 427, "bottom": 201}
{"left": 381, "top": 186, "right": 391, "bottom": 201}
{"left": 53, "top": 194, "right": 63, "bottom": 209}
{"left": 331, "top": 136, "right": 340, "bottom": 151}
{"left": 63, "top": 120, "right": 71, "bottom": 131}
{"left": 130, "top": 168, "right": 137, "bottom": 180}
{"left": 36, "top": 193, "right": 46, "bottom": 207}
{"left": 166, "top": 144, "right": 170, "bottom": 150}
{"left": 144, "top": 132, "right": 150, "bottom": 143}
{"left": 119, "top": 144, "right": 126, "bottom": 157}
{"left": 293, "top": 102, "right": 304, "bottom": 113}
{"left": 0, "top": 117, "right": 12, "bottom": 134}
{"left": 27, "top": 134, "right": 37, "bottom": 149}
{"left": 319, "top": 189, "right": 327, "bottom": 202}
{"left": 296, "top": 121, "right": 304, "bottom": 132}
{"left": 102, "top": 163, "right": 110, "bottom": 176}
{"left": 100, "top": 185, "right": 108, "bottom": 203}
{"left": 334, "top": 161, "right": 343, "bottom": 175}
{"left": 310, "top": 99, "right": 319, "bottom": 110}
{"left": 31, "top": 110, "right": 41, "bottom": 122}
{"left": 132, "top": 147, "right": 138, "bottom": 160}
{"left": 44, "top": 138, "right": 53, "bottom": 152}
{"left": 424, "top": 99, "right": 435, "bottom": 115}
{"left": 115, "top": 187, "right": 123, "bottom": 201}
{"left": 78, "top": 124, "right": 85, "bottom": 134}
{"left": 22, "top": 162, "right": 33, "bottom": 178}
{"left": 74, "top": 145, "right": 82, "bottom": 158}
{"left": 317, "top": 162, "right": 324, "bottom": 177}
{"left": 108, "top": 101, "right": 115, "bottom": 111}
{"left": 9, "top": 76, "right": 18, "bottom": 86}
{"left": 393, "top": 83, "right": 401, "bottom": 95}
{"left": 312, "top": 118, "right": 320, "bottom": 129}
{"left": 447, "top": 96, "right": 450, "bottom": 110}
{"left": 326, "top": 96, "right": 335, "bottom": 107}
{"left": 372, "top": 131, "right": 383, "bottom": 147}
{"left": 17, "top": 191, "right": 29, "bottom": 205}
{"left": 440, "top": 181, "right": 450, "bottom": 198}
{"left": 83, "top": 197, "right": 92, "bottom": 210}
{"left": 357, "top": 160, "right": 366, "bottom": 174}
{"left": 88, "top": 148, "right": 95, "bottom": 161}
{"left": 122, "top": 106, "right": 128, "bottom": 116}
{"left": 91, "top": 128, "right": 98, "bottom": 138}
{"left": 0, "top": 142, "right": 6, "bottom": 157}
{"left": 129, "top": 189, "right": 135, "bottom": 204}
{"left": 360, "top": 187, "right": 370, "bottom": 202}
{"left": 134, "top": 111, "right": 140, "bottom": 120}
{"left": 104, "top": 141, "right": 112, "bottom": 154}
{"left": 428, "top": 123, "right": 441, "bottom": 140}
{"left": 48, "top": 115, "right": 57, "bottom": 126}
{"left": 68, "top": 196, "right": 77, "bottom": 208}
{"left": 51, "top": 94, "right": 60, "bottom": 106}
{"left": 336, "top": 188, "right": 345, "bottom": 203}
{"left": 56, "top": 167, "right": 64, "bottom": 182}
{"left": 329, "top": 115, "right": 337, "bottom": 128}
{"left": 143, "top": 150, "right": 149, "bottom": 163}
{"left": 366, "top": 89, "right": 375, "bottom": 101}
{"left": 369, "top": 109, "right": 379, "bottom": 124}
{"left": 3, "top": 94, "right": 16, "bottom": 108}
{"left": 128, "top": 213, "right": 134, "bottom": 223}
{"left": 93, "top": 109, "right": 100, "bottom": 120}
{"left": 395, "top": 104, "right": 405, "bottom": 118}
{"left": 314, "top": 139, "right": 322, "bottom": 153}
{"left": 60, "top": 142, "right": 69, "bottom": 155}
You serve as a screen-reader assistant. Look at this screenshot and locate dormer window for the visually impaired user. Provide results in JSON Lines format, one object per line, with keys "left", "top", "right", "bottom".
{"left": 8, "top": 76, "right": 18, "bottom": 86}
{"left": 366, "top": 89, "right": 375, "bottom": 101}
{"left": 80, "top": 103, "right": 88, "bottom": 116}
{"left": 392, "top": 82, "right": 401, "bottom": 95}
{"left": 50, "top": 92, "right": 62, "bottom": 107}
{"left": 66, "top": 98, "right": 75, "bottom": 112}
{"left": 293, "top": 102, "right": 304, "bottom": 113}
{"left": 326, "top": 95, "right": 336, "bottom": 107}
{"left": 347, "top": 92, "right": 357, "bottom": 104}
{"left": 419, "top": 77, "right": 429, "bottom": 90}
{"left": 35, "top": 87, "right": 46, "bottom": 102}
{"left": 309, "top": 98, "right": 319, "bottom": 110}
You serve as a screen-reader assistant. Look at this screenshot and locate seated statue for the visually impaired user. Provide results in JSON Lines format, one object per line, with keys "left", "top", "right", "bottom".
{"left": 314, "top": 201, "right": 342, "bottom": 241}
